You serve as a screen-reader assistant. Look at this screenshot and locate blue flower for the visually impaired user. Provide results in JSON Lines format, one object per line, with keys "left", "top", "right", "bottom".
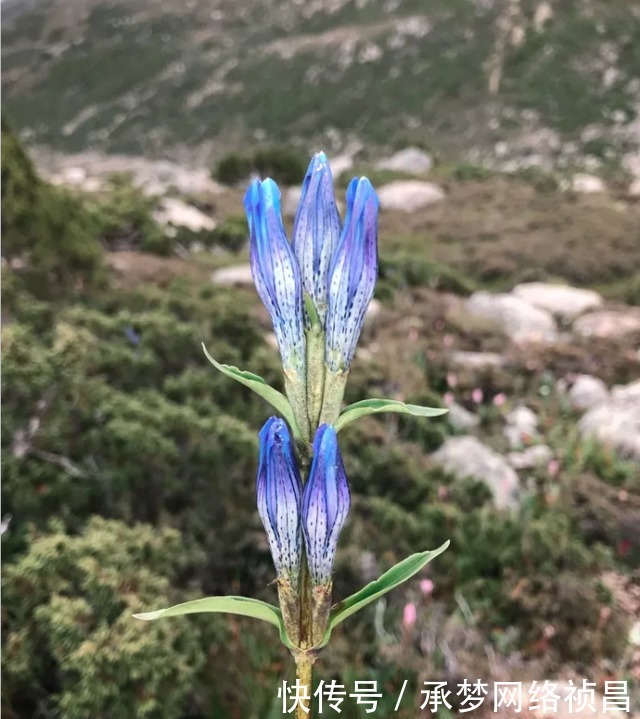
{"left": 245, "top": 179, "right": 306, "bottom": 378}
{"left": 256, "top": 417, "right": 303, "bottom": 581}
{"left": 302, "top": 424, "right": 351, "bottom": 586}
{"left": 325, "top": 177, "right": 379, "bottom": 372}
{"left": 292, "top": 152, "right": 342, "bottom": 328}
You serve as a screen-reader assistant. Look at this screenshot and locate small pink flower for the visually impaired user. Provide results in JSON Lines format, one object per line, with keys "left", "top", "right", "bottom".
{"left": 547, "top": 459, "right": 560, "bottom": 477}
{"left": 437, "top": 485, "right": 449, "bottom": 501}
{"left": 420, "top": 579, "right": 434, "bottom": 597}
{"left": 471, "top": 388, "right": 483, "bottom": 404}
{"left": 443, "top": 334, "right": 454, "bottom": 348}
{"left": 493, "top": 393, "right": 507, "bottom": 407}
{"left": 443, "top": 392, "right": 454, "bottom": 406}
{"left": 446, "top": 373, "right": 458, "bottom": 388}
{"left": 403, "top": 602, "right": 417, "bottom": 629}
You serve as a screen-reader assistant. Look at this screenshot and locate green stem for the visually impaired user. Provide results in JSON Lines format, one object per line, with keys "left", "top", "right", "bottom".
{"left": 305, "top": 328, "right": 326, "bottom": 430}
{"left": 294, "top": 651, "right": 314, "bottom": 719}
{"left": 318, "top": 369, "right": 348, "bottom": 426}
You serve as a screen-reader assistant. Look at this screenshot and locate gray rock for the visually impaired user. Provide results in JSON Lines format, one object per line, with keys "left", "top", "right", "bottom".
{"left": 512, "top": 282, "right": 603, "bottom": 322}
{"left": 364, "top": 298, "right": 383, "bottom": 324}
{"left": 433, "top": 436, "right": 520, "bottom": 509}
{"left": 573, "top": 309, "right": 640, "bottom": 339}
{"left": 504, "top": 405, "right": 540, "bottom": 449}
{"left": 329, "top": 153, "right": 355, "bottom": 179}
{"left": 450, "top": 351, "right": 505, "bottom": 369}
{"left": 377, "top": 180, "right": 445, "bottom": 211}
{"left": 571, "top": 173, "right": 605, "bottom": 193}
{"left": 282, "top": 186, "right": 302, "bottom": 217}
{"left": 376, "top": 147, "right": 433, "bottom": 175}
{"left": 628, "top": 178, "right": 640, "bottom": 197}
{"left": 507, "top": 445, "right": 553, "bottom": 470}
{"left": 579, "top": 380, "right": 640, "bottom": 460}
{"left": 154, "top": 198, "right": 217, "bottom": 232}
{"left": 465, "top": 292, "right": 558, "bottom": 344}
{"left": 211, "top": 264, "right": 253, "bottom": 286}
{"left": 447, "top": 403, "right": 480, "bottom": 432}
{"left": 568, "top": 374, "right": 609, "bottom": 411}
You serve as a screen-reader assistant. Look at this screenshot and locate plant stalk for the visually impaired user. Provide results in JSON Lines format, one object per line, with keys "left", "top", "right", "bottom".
{"left": 294, "top": 649, "right": 314, "bottom": 718}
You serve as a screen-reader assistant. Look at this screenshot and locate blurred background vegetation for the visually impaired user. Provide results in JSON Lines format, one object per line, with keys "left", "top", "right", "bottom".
{"left": 2, "top": 0, "right": 640, "bottom": 717}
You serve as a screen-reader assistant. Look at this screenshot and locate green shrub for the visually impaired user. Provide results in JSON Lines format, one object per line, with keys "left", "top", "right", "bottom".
{"left": 214, "top": 152, "right": 253, "bottom": 185}
{"left": 90, "top": 174, "right": 172, "bottom": 255}
{"left": 379, "top": 252, "right": 475, "bottom": 295}
{"left": 2, "top": 517, "right": 209, "bottom": 719}
{"left": 215, "top": 146, "right": 305, "bottom": 186}
{"left": 176, "top": 215, "right": 247, "bottom": 253}
{"left": 1, "top": 119, "right": 105, "bottom": 298}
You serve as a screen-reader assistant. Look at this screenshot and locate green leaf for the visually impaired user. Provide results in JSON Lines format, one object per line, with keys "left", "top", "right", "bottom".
{"left": 334, "top": 398, "right": 449, "bottom": 432}
{"left": 317, "top": 541, "right": 450, "bottom": 647}
{"left": 201, "top": 343, "right": 300, "bottom": 437}
{"left": 134, "top": 595, "right": 294, "bottom": 648}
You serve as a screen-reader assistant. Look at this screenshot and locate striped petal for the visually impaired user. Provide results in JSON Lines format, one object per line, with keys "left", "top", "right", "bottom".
{"left": 302, "top": 424, "right": 351, "bottom": 586}
{"left": 245, "top": 179, "right": 306, "bottom": 378}
{"left": 325, "top": 178, "right": 379, "bottom": 371}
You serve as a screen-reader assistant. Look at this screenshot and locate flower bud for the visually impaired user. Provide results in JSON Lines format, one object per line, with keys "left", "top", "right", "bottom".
{"left": 325, "top": 177, "right": 379, "bottom": 372}
{"left": 245, "top": 179, "right": 306, "bottom": 379}
{"left": 292, "top": 152, "right": 342, "bottom": 329}
{"left": 302, "top": 424, "right": 351, "bottom": 586}
{"left": 256, "top": 417, "right": 303, "bottom": 582}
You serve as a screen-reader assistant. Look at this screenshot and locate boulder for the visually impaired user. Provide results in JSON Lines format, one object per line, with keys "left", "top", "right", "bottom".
{"left": 211, "top": 264, "right": 253, "bottom": 287}
{"left": 282, "top": 186, "right": 302, "bottom": 217}
{"left": 465, "top": 292, "right": 558, "bottom": 344}
{"left": 571, "top": 173, "right": 605, "bottom": 193}
{"left": 364, "top": 298, "right": 383, "bottom": 324}
{"left": 573, "top": 309, "right": 640, "bottom": 339}
{"left": 504, "top": 405, "right": 540, "bottom": 449}
{"left": 628, "top": 178, "right": 640, "bottom": 197}
{"left": 376, "top": 147, "right": 433, "bottom": 175}
{"left": 568, "top": 374, "right": 609, "bottom": 411}
{"left": 377, "top": 180, "right": 445, "bottom": 211}
{"left": 328, "top": 153, "right": 354, "bottom": 178}
{"left": 432, "top": 436, "right": 520, "bottom": 509}
{"left": 507, "top": 445, "right": 553, "bottom": 470}
{"left": 578, "top": 380, "right": 640, "bottom": 460}
{"left": 450, "top": 351, "right": 506, "bottom": 369}
{"left": 512, "top": 283, "right": 603, "bottom": 322}
{"left": 154, "top": 198, "right": 216, "bottom": 232}
{"left": 447, "top": 403, "right": 480, "bottom": 432}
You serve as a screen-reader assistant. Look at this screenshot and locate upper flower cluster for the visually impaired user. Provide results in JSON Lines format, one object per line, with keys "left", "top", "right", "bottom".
{"left": 245, "top": 153, "right": 379, "bottom": 377}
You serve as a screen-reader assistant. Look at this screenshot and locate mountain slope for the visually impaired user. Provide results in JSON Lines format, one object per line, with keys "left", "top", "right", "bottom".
{"left": 2, "top": 0, "right": 639, "bottom": 167}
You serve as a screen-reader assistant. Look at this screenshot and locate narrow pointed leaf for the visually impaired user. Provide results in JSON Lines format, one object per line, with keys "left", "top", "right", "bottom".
{"left": 133, "top": 595, "right": 294, "bottom": 648}
{"left": 316, "top": 541, "right": 450, "bottom": 647}
{"left": 335, "top": 399, "right": 448, "bottom": 432}
{"left": 202, "top": 343, "right": 300, "bottom": 437}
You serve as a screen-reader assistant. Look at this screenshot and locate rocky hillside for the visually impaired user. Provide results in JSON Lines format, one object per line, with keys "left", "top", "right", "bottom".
{"left": 3, "top": 123, "right": 640, "bottom": 717}
{"left": 2, "top": 0, "right": 640, "bottom": 171}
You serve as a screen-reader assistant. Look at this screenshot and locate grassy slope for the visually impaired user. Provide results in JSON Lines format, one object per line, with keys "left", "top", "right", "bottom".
{"left": 2, "top": 0, "right": 639, "bottom": 164}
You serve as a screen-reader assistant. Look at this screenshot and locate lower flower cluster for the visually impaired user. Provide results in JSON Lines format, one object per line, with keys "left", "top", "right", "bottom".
{"left": 257, "top": 417, "right": 350, "bottom": 590}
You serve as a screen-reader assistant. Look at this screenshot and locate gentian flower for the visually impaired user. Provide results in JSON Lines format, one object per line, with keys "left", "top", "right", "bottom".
{"left": 325, "top": 177, "right": 379, "bottom": 372}
{"left": 302, "top": 424, "right": 351, "bottom": 586}
{"left": 256, "top": 417, "right": 303, "bottom": 582}
{"left": 292, "top": 152, "right": 342, "bottom": 328}
{"left": 245, "top": 179, "right": 306, "bottom": 380}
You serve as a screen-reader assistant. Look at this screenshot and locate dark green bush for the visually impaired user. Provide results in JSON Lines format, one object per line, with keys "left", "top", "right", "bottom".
{"left": 1, "top": 119, "right": 105, "bottom": 298}
{"left": 90, "top": 174, "right": 173, "bottom": 255}
{"left": 215, "top": 146, "right": 305, "bottom": 186}
{"left": 379, "top": 252, "right": 475, "bottom": 295}
{"left": 2, "top": 517, "right": 210, "bottom": 719}
{"left": 214, "top": 152, "right": 253, "bottom": 185}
